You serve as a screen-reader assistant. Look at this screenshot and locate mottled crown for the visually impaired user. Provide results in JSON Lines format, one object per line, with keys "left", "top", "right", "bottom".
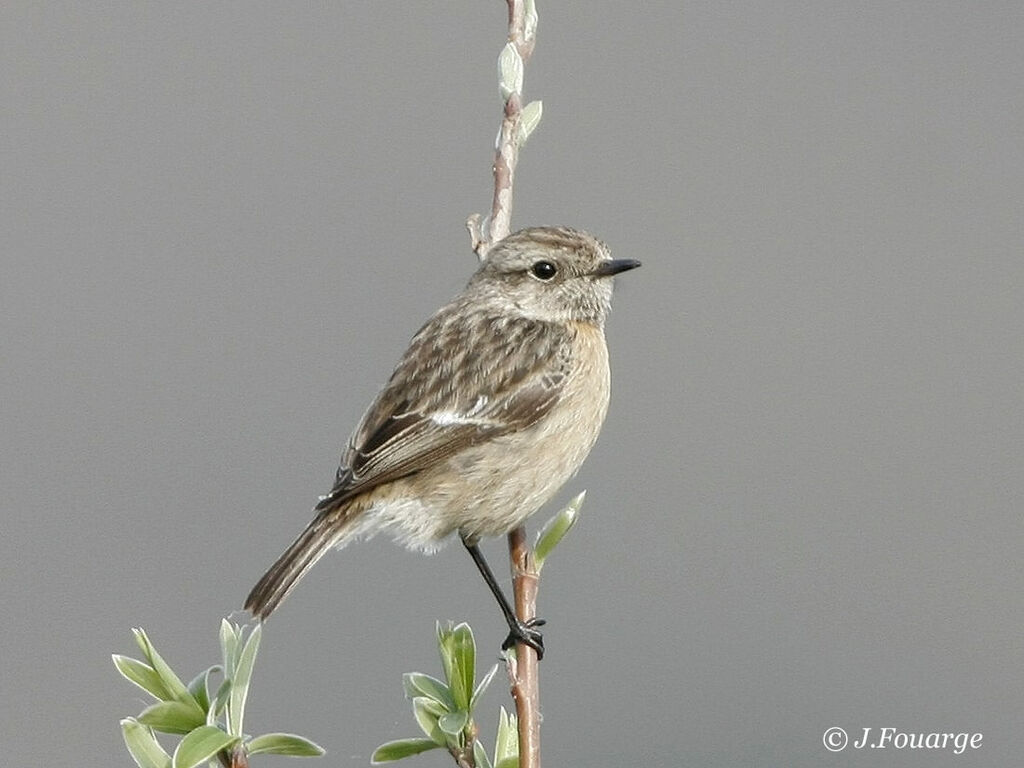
{"left": 467, "top": 227, "right": 623, "bottom": 325}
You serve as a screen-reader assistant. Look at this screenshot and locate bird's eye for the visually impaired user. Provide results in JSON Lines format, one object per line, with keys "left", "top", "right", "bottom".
{"left": 530, "top": 260, "right": 558, "bottom": 280}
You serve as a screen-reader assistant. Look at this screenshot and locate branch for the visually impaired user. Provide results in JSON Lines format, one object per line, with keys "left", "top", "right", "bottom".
{"left": 506, "top": 528, "right": 541, "bottom": 768}
{"left": 466, "top": 0, "right": 540, "bottom": 258}
{"left": 466, "top": 3, "right": 544, "bottom": 767}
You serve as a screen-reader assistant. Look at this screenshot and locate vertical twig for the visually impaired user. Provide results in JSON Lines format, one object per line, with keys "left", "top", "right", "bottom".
{"left": 467, "top": 6, "right": 543, "bottom": 767}
{"left": 507, "top": 528, "right": 541, "bottom": 768}
{"left": 466, "top": 0, "right": 539, "bottom": 258}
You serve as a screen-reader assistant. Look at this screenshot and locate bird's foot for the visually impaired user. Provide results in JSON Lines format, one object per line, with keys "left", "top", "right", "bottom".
{"left": 502, "top": 616, "right": 546, "bottom": 660}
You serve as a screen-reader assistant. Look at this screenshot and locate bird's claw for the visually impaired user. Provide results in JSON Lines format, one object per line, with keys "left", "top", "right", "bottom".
{"left": 502, "top": 617, "right": 546, "bottom": 660}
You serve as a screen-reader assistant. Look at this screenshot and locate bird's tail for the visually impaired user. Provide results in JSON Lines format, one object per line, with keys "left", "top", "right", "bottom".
{"left": 244, "top": 507, "right": 356, "bottom": 620}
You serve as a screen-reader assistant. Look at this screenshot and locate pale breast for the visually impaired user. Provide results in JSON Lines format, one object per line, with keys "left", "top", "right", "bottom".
{"left": 432, "top": 321, "right": 611, "bottom": 542}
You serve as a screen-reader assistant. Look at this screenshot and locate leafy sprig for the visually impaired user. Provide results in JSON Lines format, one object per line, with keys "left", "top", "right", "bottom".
{"left": 372, "top": 622, "right": 516, "bottom": 768}
{"left": 114, "top": 621, "right": 324, "bottom": 768}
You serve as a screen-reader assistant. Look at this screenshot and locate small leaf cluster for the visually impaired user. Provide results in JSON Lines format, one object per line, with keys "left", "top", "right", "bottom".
{"left": 372, "top": 623, "right": 517, "bottom": 768}
{"left": 114, "top": 621, "right": 324, "bottom": 768}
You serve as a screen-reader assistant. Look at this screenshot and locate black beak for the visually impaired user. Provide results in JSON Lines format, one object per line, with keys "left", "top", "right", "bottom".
{"left": 591, "top": 258, "right": 642, "bottom": 277}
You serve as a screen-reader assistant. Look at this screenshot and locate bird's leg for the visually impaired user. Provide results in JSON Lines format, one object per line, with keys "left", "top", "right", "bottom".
{"left": 460, "top": 533, "right": 545, "bottom": 659}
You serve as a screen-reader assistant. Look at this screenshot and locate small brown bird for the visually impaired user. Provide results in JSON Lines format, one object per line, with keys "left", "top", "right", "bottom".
{"left": 245, "top": 227, "right": 639, "bottom": 657}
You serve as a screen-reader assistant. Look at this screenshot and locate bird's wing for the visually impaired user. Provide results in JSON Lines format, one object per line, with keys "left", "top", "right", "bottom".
{"left": 315, "top": 309, "right": 572, "bottom": 511}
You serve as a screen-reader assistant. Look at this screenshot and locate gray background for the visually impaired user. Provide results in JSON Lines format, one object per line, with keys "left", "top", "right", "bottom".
{"left": 3, "top": 2, "right": 1021, "bottom": 767}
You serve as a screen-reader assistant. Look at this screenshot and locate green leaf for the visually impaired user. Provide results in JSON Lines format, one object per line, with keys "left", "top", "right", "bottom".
{"left": 171, "top": 725, "right": 239, "bottom": 768}
{"left": 219, "top": 620, "right": 239, "bottom": 676}
{"left": 412, "top": 697, "right": 447, "bottom": 746}
{"left": 471, "top": 663, "right": 499, "bottom": 710}
{"left": 437, "top": 710, "right": 468, "bottom": 736}
{"left": 497, "top": 42, "right": 523, "bottom": 101}
{"left": 534, "top": 490, "right": 585, "bottom": 570}
{"left": 402, "top": 673, "right": 455, "bottom": 710}
{"left": 473, "top": 740, "right": 494, "bottom": 768}
{"left": 227, "top": 624, "right": 261, "bottom": 737}
{"left": 120, "top": 718, "right": 172, "bottom": 768}
{"left": 208, "top": 678, "right": 231, "bottom": 726}
{"left": 131, "top": 629, "right": 203, "bottom": 716}
{"left": 523, "top": 0, "right": 538, "bottom": 42}
{"left": 517, "top": 100, "right": 543, "bottom": 146}
{"left": 137, "top": 701, "right": 206, "bottom": 735}
{"left": 447, "top": 623, "right": 475, "bottom": 711}
{"left": 371, "top": 739, "right": 441, "bottom": 764}
{"left": 113, "top": 655, "right": 171, "bottom": 701}
{"left": 247, "top": 732, "right": 326, "bottom": 757}
{"left": 436, "top": 622, "right": 455, "bottom": 692}
{"left": 186, "top": 665, "right": 220, "bottom": 714}
{"left": 494, "top": 706, "right": 518, "bottom": 768}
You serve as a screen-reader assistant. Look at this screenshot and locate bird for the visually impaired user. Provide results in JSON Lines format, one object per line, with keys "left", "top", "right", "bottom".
{"left": 244, "top": 226, "right": 639, "bottom": 658}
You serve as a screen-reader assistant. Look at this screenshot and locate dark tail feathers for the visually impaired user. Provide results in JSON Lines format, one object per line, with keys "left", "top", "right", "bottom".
{"left": 244, "top": 510, "right": 353, "bottom": 620}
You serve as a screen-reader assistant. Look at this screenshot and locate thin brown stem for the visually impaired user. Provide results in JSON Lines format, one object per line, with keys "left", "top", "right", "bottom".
{"left": 507, "top": 527, "right": 541, "bottom": 768}
{"left": 489, "top": 3, "right": 542, "bottom": 764}
{"left": 487, "top": 92, "right": 521, "bottom": 248}
{"left": 467, "top": 0, "right": 537, "bottom": 257}
{"left": 466, "top": 3, "right": 542, "bottom": 763}
{"left": 447, "top": 720, "right": 479, "bottom": 768}
{"left": 448, "top": 745, "right": 476, "bottom": 768}
{"left": 216, "top": 745, "right": 248, "bottom": 768}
